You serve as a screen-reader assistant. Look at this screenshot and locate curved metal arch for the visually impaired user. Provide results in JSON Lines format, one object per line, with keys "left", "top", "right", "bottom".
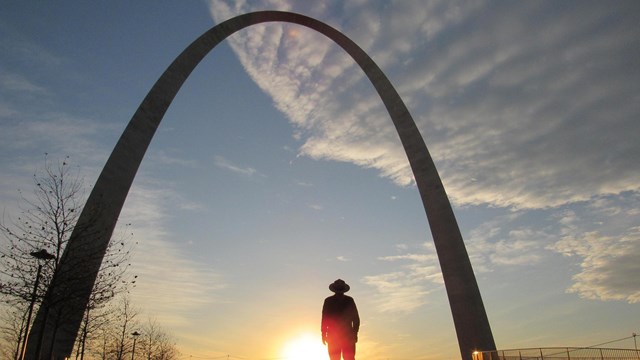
{"left": 27, "top": 11, "right": 495, "bottom": 360}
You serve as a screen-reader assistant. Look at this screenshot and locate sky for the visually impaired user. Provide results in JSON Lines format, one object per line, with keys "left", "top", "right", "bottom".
{"left": 1, "top": 1, "right": 639, "bottom": 359}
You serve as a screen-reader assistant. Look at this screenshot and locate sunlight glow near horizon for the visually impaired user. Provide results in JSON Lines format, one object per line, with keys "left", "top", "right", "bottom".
{"left": 281, "top": 333, "right": 328, "bottom": 360}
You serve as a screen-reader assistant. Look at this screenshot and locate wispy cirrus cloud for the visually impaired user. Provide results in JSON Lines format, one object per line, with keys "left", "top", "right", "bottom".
{"left": 548, "top": 196, "right": 640, "bottom": 303}
{"left": 367, "top": 192, "right": 640, "bottom": 310}
{"left": 293, "top": 179, "right": 313, "bottom": 187}
{"left": 213, "top": 155, "right": 262, "bottom": 177}
{"left": 362, "top": 270, "right": 433, "bottom": 314}
{"left": 363, "top": 242, "right": 442, "bottom": 313}
{"left": 550, "top": 229, "right": 640, "bottom": 303}
{"left": 466, "top": 193, "right": 640, "bottom": 303}
{"left": 0, "top": 72, "right": 47, "bottom": 94}
{"left": 465, "top": 213, "right": 552, "bottom": 270}
{"left": 208, "top": 0, "right": 640, "bottom": 209}
{"left": 0, "top": 28, "right": 64, "bottom": 69}
{"left": 308, "top": 203, "right": 323, "bottom": 211}
{"left": 149, "top": 149, "right": 198, "bottom": 168}
{"left": 0, "top": 103, "right": 18, "bottom": 118}
{"left": 0, "top": 112, "right": 118, "bottom": 212}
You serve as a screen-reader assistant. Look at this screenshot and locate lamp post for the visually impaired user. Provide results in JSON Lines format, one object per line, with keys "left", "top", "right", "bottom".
{"left": 131, "top": 331, "right": 140, "bottom": 360}
{"left": 19, "top": 249, "right": 55, "bottom": 360}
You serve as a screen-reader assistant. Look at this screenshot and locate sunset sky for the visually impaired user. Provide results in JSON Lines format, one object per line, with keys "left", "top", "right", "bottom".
{"left": 1, "top": 1, "right": 639, "bottom": 359}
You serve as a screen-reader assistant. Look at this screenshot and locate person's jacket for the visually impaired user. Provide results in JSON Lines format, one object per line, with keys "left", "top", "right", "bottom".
{"left": 321, "top": 294, "right": 360, "bottom": 341}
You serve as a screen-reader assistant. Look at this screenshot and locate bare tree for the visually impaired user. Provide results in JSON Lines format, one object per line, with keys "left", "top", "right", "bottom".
{"left": 138, "top": 318, "right": 160, "bottom": 360}
{"left": 0, "top": 156, "right": 82, "bottom": 360}
{"left": 112, "top": 295, "right": 139, "bottom": 360}
{"left": 0, "top": 157, "right": 81, "bottom": 301}
{"left": 0, "top": 156, "right": 134, "bottom": 359}
{"left": 154, "top": 333, "right": 179, "bottom": 360}
{"left": 0, "top": 304, "right": 29, "bottom": 360}
{"left": 139, "top": 318, "right": 179, "bottom": 360}
{"left": 88, "top": 318, "right": 121, "bottom": 360}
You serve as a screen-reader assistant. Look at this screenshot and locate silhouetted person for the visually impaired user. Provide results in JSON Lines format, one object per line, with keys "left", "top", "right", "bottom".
{"left": 322, "top": 279, "right": 360, "bottom": 360}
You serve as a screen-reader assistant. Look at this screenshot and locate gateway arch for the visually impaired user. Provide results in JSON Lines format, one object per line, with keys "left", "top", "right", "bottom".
{"left": 26, "top": 11, "right": 496, "bottom": 360}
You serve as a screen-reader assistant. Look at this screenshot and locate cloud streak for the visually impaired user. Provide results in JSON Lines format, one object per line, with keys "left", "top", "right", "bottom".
{"left": 363, "top": 243, "right": 442, "bottom": 313}
{"left": 213, "top": 155, "right": 262, "bottom": 177}
{"left": 208, "top": 0, "right": 640, "bottom": 209}
{"left": 548, "top": 197, "right": 640, "bottom": 303}
{"left": 0, "top": 72, "right": 47, "bottom": 94}
{"left": 552, "top": 229, "right": 640, "bottom": 303}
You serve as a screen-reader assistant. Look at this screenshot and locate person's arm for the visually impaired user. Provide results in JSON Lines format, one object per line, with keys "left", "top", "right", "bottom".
{"left": 321, "top": 299, "right": 329, "bottom": 344}
{"left": 351, "top": 299, "right": 360, "bottom": 342}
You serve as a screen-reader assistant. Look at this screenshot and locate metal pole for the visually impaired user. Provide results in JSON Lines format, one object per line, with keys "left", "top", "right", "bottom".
{"left": 102, "top": 333, "right": 106, "bottom": 360}
{"left": 130, "top": 331, "right": 140, "bottom": 360}
{"left": 20, "top": 264, "right": 42, "bottom": 360}
{"left": 24, "top": 249, "right": 55, "bottom": 360}
{"left": 15, "top": 310, "right": 29, "bottom": 360}
{"left": 130, "top": 337, "right": 136, "bottom": 360}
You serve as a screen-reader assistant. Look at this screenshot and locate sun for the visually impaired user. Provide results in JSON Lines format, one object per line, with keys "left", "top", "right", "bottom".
{"left": 281, "top": 332, "right": 328, "bottom": 360}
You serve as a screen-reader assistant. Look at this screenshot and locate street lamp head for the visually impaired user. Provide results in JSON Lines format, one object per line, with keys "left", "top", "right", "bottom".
{"left": 30, "top": 249, "right": 56, "bottom": 261}
{"left": 131, "top": 331, "right": 141, "bottom": 337}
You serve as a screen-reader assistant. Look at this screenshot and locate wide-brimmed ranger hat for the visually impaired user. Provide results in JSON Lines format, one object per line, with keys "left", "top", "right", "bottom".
{"left": 329, "top": 279, "right": 350, "bottom": 293}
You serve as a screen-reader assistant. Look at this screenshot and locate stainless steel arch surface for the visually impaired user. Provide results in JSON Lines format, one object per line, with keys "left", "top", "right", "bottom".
{"left": 26, "top": 11, "right": 496, "bottom": 360}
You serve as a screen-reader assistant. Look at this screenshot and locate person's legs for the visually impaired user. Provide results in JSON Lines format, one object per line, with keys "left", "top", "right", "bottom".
{"left": 342, "top": 341, "right": 356, "bottom": 360}
{"left": 327, "top": 341, "right": 342, "bottom": 360}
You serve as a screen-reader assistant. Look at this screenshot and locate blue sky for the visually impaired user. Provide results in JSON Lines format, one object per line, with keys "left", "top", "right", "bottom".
{"left": 1, "top": 1, "right": 639, "bottom": 359}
